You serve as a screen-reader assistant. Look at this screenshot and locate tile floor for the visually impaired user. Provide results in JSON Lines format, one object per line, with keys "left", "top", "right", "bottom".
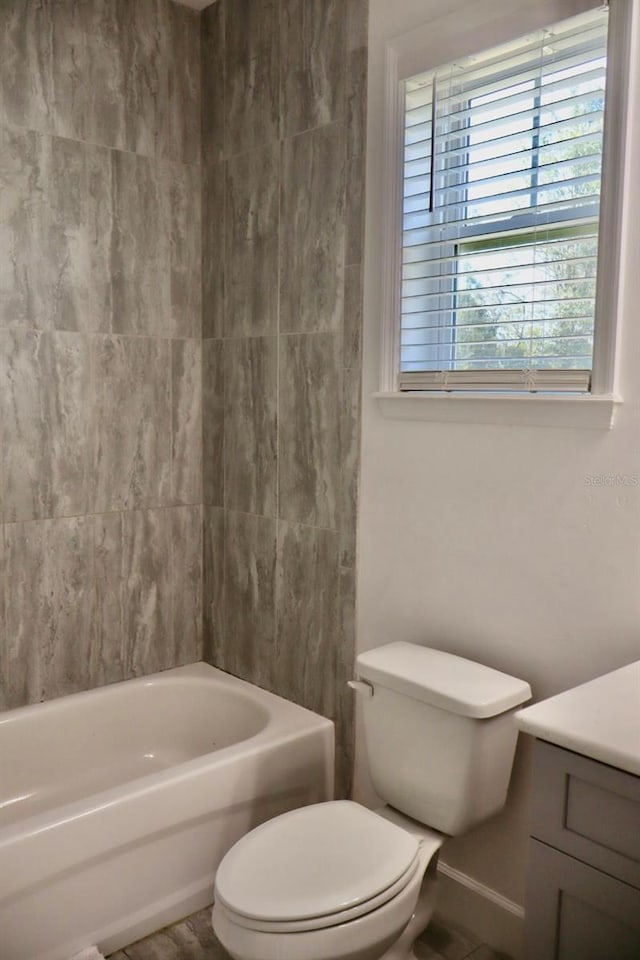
{"left": 107, "top": 908, "right": 513, "bottom": 960}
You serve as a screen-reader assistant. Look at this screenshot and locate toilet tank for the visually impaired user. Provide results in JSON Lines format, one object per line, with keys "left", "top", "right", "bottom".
{"left": 355, "top": 643, "right": 531, "bottom": 835}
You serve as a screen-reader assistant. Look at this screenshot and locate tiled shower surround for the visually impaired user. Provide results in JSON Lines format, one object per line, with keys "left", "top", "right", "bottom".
{"left": 0, "top": 0, "right": 203, "bottom": 708}
{"left": 0, "top": 0, "right": 367, "bottom": 797}
{"left": 201, "top": 0, "right": 367, "bottom": 796}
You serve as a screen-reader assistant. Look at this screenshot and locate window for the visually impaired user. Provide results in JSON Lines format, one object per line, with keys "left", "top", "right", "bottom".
{"left": 382, "top": 0, "right": 631, "bottom": 401}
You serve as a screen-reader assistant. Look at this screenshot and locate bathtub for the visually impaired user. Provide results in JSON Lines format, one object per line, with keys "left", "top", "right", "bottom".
{"left": 0, "top": 662, "right": 334, "bottom": 960}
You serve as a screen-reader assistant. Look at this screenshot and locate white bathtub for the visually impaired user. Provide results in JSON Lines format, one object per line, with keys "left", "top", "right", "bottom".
{"left": 0, "top": 662, "right": 334, "bottom": 960}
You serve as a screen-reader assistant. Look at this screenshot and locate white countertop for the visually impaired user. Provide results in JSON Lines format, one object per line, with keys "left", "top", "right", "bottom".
{"left": 515, "top": 660, "right": 640, "bottom": 776}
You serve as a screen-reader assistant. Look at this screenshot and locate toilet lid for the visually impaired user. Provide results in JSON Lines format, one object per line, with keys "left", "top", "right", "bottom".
{"left": 214, "top": 801, "right": 421, "bottom": 924}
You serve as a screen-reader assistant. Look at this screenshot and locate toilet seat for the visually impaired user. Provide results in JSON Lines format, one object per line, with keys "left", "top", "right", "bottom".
{"left": 214, "top": 801, "right": 421, "bottom": 933}
{"left": 218, "top": 856, "right": 421, "bottom": 934}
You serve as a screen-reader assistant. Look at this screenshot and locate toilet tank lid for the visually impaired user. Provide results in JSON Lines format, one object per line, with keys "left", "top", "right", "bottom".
{"left": 356, "top": 643, "right": 531, "bottom": 718}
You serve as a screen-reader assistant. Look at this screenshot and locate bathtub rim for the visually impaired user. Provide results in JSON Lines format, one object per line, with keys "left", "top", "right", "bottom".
{"left": 0, "top": 660, "right": 306, "bottom": 729}
{"left": 0, "top": 663, "right": 336, "bottom": 960}
{"left": 0, "top": 662, "right": 335, "bottom": 848}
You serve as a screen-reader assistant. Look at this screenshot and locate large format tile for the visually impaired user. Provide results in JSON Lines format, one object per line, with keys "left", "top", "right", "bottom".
{"left": 0, "top": 0, "right": 57, "bottom": 137}
{"left": 343, "top": 263, "right": 364, "bottom": 370}
{"left": 110, "top": 151, "right": 171, "bottom": 336}
{"left": 278, "top": 333, "right": 341, "bottom": 529}
{"left": 279, "top": 123, "right": 345, "bottom": 333}
{"left": 106, "top": 910, "right": 506, "bottom": 960}
{"left": 335, "top": 564, "right": 356, "bottom": 799}
{"left": 201, "top": 0, "right": 225, "bottom": 164}
{"left": 223, "top": 511, "right": 276, "bottom": 689}
{"left": 162, "top": 2, "right": 201, "bottom": 167}
{"left": 101, "top": 509, "right": 173, "bottom": 679}
{"left": 225, "top": 0, "right": 280, "bottom": 158}
{"left": 0, "top": 330, "right": 93, "bottom": 522}
{"left": 345, "top": 7, "right": 368, "bottom": 266}
{"left": 275, "top": 521, "right": 339, "bottom": 717}
{"left": 202, "top": 159, "right": 225, "bottom": 340}
{"left": 0, "top": 0, "right": 200, "bottom": 164}
{"left": 41, "top": 332, "right": 94, "bottom": 520}
{"left": 202, "top": 506, "right": 225, "bottom": 665}
{"left": 93, "top": 336, "right": 171, "bottom": 514}
{"left": 203, "top": 339, "right": 225, "bottom": 507}
{"left": 280, "top": 0, "right": 346, "bottom": 138}
{"left": 97, "top": 501, "right": 204, "bottom": 691}
{"left": 124, "top": 505, "right": 201, "bottom": 675}
{"left": 0, "top": 127, "right": 114, "bottom": 333}
{"left": 0, "top": 127, "right": 198, "bottom": 338}
{"left": 68, "top": 0, "right": 143, "bottom": 154}
{"left": 2, "top": 517, "right": 94, "bottom": 708}
{"left": 417, "top": 920, "right": 482, "bottom": 960}
{"left": 171, "top": 505, "right": 204, "bottom": 667}
{"left": 47, "top": 136, "right": 114, "bottom": 333}
{"left": 225, "top": 144, "right": 279, "bottom": 338}
{"left": 169, "top": 161, "right": 202, "bottom": 339}
{"left": 93, "top": 512, "right": 127, "bottom": 688}
{"left": 0, "top": 0, "right": 122, "bottom": 147}
{"left": 113, "top": 908, "right": 226, "bottom": 960}
{"left": 116, "top": 0, "right": 200, "bottom": 165}
{"left": 346, "top": 0, "right": 368, "bottom": 53}
{"left": 0, "top": 125, "right": 47, "bottom": 328}
{"left": 345, "top": 46, "right": 368, "bottom": 266}
{"left": 171, "top": 339, "right": 203, "bottom": 506}
{"left": 224, "top": 338, "right": 277, "bottom": 517}
{"left": 339, "top": 365, "right": 361, "bottom": 568}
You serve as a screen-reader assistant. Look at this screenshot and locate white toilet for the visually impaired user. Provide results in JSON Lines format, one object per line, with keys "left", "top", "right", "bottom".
{"left": 212, "top": 642, "right": 531, "bottom": 960}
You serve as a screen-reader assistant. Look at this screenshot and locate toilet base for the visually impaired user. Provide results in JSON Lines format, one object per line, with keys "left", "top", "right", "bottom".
{"left": 379, "top": 853, "right": 439, "bottom": 960}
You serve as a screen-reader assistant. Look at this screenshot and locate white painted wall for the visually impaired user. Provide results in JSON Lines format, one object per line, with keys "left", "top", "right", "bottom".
{"left": 356, "top": 0, "right": 640, "bottom": 947}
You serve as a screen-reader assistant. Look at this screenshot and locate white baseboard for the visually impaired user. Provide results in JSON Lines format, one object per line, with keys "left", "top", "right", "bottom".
{"left": 435, "top": 860, "right": 524, "bottom": 959}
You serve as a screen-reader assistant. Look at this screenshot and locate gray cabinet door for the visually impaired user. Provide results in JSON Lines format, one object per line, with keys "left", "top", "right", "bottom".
{"left": 525, "top": 840, "right": 640, "bottom": 960}
{"left": 530, "top": 740, "right": 640, "bottom": 889}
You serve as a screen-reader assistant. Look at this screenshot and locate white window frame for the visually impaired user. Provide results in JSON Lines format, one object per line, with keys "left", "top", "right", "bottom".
{"left": 377, "top": 0, "right": 633, "bottom": 428}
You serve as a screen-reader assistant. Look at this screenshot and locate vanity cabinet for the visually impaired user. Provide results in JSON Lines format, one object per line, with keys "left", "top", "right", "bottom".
{"left": 524, "top": 740, "right": 640, "bottom": 960}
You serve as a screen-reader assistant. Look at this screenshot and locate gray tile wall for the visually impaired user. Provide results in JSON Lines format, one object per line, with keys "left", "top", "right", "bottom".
{"left": 0, "top": 0, "right": 203, "bottom": 710}
{"left": 201, "top": 0, "right": 368, "bottom": 798}
{"left": 0, "top": 0, "right": 368, "bottom": 805}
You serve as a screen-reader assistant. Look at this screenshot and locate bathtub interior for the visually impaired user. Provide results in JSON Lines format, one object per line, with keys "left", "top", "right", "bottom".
{"left": 0, "top": 675, "right": 270, "bottom": 829}
{"left": 0, "top": 665, "right": 335, "bottom": 960}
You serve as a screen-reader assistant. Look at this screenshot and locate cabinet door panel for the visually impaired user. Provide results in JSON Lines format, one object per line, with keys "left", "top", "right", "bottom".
{"left": 558, "top": 890, "right": 640, "bottom": 960}
{"left": 525, "top": 840, "right": 640, "bottom": 960}
{"left": 531, "top": 741, "right": 640, "bottom": 888}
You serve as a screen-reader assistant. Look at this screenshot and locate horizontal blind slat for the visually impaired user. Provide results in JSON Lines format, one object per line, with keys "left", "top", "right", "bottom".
{"left": 433, "top": 88, "right": 605, "bottom": 151}
{"left": 404, "top": 127, "right": 602, "bottom": 180}
{"left": 401, "top": 316, "right": 596, "bottom": 342}
{"left": 398, "top": 370, "right": 592, "bottom": 391}
{"left": 434, "top": 68, "right": 606, "bottom": 132}
{"left": 402, "top": 271, "right": 598, "bottom": 300}
{"left": 402, "top": 252, "right": 598, "bottom": 281}
{"left": 402, "top": 199, "right": 601, "bottom": 245}
{"left": 404, "top": 107, "right": 604, "bottom": 162}
{"left": 424, "top": 20, "right": 607, "bottom": 94}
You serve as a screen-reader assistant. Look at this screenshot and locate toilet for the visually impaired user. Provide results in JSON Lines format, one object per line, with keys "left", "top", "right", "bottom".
{"left": 212, "top": 642, "right": 531, "bottom": 960}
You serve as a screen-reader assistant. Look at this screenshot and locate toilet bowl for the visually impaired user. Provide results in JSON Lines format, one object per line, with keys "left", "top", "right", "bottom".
{"left": 212, "top": 801, "right": 444, "bottom": 960}
{"left": 212, "top": 643, "right": 531, "bottom": 960}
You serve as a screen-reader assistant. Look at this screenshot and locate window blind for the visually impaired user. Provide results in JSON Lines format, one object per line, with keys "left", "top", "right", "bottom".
{"left": 399, "top": 7, "right": 609, "bottom": 393}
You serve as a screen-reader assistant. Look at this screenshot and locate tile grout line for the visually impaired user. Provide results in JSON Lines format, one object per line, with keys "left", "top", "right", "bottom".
{"left": 274, "top": 12, "right": 283, "bottom": 680}
{"left": 199, "top": 0, "right": 207, "bottom": 667}
{"left": 221, "top": 0, "right": 228, "bottom": 667}
{"left": 168, "top": 330, "right": 175, "bottom": 672}
{"left": 0, "top": 503, "right": 203, "bottom": 527}
{"left": 0, "top": 115, "right": 201, "bottom": 169}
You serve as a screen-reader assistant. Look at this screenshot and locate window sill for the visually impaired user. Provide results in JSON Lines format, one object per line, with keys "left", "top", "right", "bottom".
{"left": 373, "top": 392, "right": 622, "bottom": 429}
